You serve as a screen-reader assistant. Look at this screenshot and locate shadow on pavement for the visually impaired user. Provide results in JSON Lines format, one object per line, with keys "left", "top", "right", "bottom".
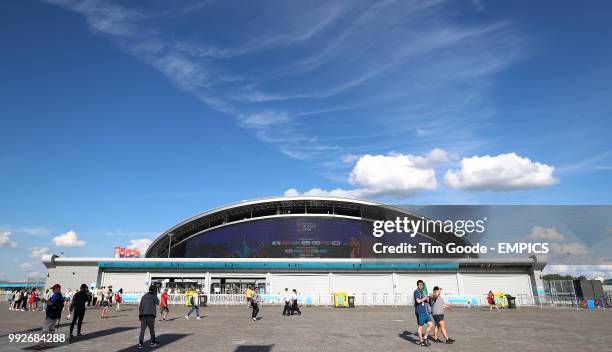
{"left": 399, "top": 330, "right": 420, "bottom": 345}
{"left": 234, "top": 345, "right": 274, "bottom": 352}
{"left": 22, "top": 326, "right": 138, "bottom": 350}
{"left": 2, "top": 323, "right": 80, "bottom": 338}
{"left": 114, "top": 333, "right": 191, "bottom": 352}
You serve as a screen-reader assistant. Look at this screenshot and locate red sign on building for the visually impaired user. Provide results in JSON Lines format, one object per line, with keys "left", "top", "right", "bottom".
{"left": 114, "top": 247, "right": 141, "bottom": 258}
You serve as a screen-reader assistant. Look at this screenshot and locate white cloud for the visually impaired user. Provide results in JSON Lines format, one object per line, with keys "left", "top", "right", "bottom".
{"left": 20, "top": 262, "right": 33, "bottom": 272}
{"left": 239, "top": 110, "right": 290, "bottom": 128}
{"left": 0, "top": 231, "right": 17, "bottom": 248}
{"left": 444, "top": 153, "right": 557, "bottom": 191}
{"left": 527, "top": 226, "right": 566, "bottom": 241}
{"left": 29, "top": 247, "right": 50, "bottom": 259}
{"left": 285, "top": 149, "right": 448, "bottom": 199}
{"left": 52, "top": 230, "right": 86, "bottom": 248}
{"left": 348, "top": 152, "right": 443, "bottom": 192}
{"left": 127, "top": 239, "right": 153, "bottom": 255}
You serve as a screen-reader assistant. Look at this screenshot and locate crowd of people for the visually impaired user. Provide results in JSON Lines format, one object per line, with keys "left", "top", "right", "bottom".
{"left": 6, "top": 284, "right": 128, "bottom": 347}
{"left": 8, "top": 287, "right": 40, "bottom": 311}
{"left": 8, "top": 280, "right": 466, "bottom": 348}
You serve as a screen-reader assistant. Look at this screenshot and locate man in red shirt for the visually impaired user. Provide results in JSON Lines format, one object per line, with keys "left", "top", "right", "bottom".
{"left": 159, "top": 288, "right": 169, "bottom": 321}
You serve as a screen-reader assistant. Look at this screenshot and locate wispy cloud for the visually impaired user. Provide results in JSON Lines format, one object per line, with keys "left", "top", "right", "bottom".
{"left": 46, "top": 0, "right": 528, "bottom": 191}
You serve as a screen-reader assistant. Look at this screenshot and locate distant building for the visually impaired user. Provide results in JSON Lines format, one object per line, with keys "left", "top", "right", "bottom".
{"left": 43, "top": 197, "right": 546, "bottom": 305}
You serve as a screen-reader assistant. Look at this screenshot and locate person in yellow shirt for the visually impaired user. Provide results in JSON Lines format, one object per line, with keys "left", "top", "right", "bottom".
{"left": 245, "top": 287, "right": 253, "bottom": 308}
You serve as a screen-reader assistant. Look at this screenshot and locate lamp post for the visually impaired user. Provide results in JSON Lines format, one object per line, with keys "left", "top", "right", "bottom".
{"left": 168, "top": 233, "right": 174, "bottom": 258}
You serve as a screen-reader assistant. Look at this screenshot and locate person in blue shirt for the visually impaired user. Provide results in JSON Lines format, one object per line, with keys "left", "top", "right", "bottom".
{"left": 38, "top": 284, "right": 64, "bottom": 348}
{"left": 414, "top": 280, "right": 434, "bottom": 346}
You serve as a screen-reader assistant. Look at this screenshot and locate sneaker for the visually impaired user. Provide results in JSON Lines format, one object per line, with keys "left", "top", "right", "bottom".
{"left": 196, "top": 317, "right": 202, "bottom": 320}
{"left": 185, "top": 315, "right": 189, "bottom": 320}
{"left": 138, "top": 343, "right": 143, "bottom": 349}
{"left": 252, "top": 317, "right": 257, "bottom": 321}
{"left": 77, "top": 333, "right": 82, "bottom": 337}
{"left": 150, "top": 340, "right": 160, "bottom": 347}
{"left": 446, "top": 338, "right": 455, "bottom": 344}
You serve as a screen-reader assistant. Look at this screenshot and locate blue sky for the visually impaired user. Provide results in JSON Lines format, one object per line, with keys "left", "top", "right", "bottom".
{"left": 1, "top": 0, "right": 611, "bottom": 281}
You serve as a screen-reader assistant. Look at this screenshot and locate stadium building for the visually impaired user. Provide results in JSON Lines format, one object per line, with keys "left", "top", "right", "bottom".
{"left": 43, "top": 197, "right": 546, "bottom": 305}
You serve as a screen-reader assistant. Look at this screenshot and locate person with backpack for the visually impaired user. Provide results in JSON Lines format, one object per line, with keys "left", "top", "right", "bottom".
{"left": 69, "top": 284, "right": 89, "bottom": 339}
{"left": 37, "top": 284, "right": 64, "bottom": 348}
{"left": 414, "top": 280, "right": 434, "bottom": 347}
{"left": 138, "top": 285, "right": 160, "bottom": 349}
{"left": 185, "top": 291, "right": 201, "bottom": 320}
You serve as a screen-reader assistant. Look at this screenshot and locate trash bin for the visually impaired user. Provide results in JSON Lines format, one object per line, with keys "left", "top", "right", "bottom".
{"left": 348, "top": 296, "right": 355, "bottom": 308}
{"left": 333, "top": 292, "right": 349, "bottom": 308}
{"left": 506, "top": 295, "right": 516, "bottom": 309}
{"left": 200, "top": 295, "right": 207, "bottom": 307}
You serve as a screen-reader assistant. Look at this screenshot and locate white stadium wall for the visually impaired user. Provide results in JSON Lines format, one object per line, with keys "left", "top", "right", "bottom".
{"left": 461, "top": 273, "right": 533, "bottom": 297}
{"left": 270, "top": 274, "right": 331, "bottom": 296}
{"left": 45, "top": 264, "right": 99, "bottom": 292}
{"left": 101, "top": 272, "right": 149, "bottom": 293}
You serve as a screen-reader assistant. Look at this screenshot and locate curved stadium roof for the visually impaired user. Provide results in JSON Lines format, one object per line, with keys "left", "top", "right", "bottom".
{"left": 145, "top": 196, "right": 473, "bottom": 258}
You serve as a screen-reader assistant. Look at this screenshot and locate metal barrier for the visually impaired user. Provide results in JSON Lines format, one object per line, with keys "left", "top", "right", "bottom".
{"left": 0, "top": 292, "right": 11, "bottom": 303}
{"left": 14, "top": 290, "right": 602, "bottom": 309}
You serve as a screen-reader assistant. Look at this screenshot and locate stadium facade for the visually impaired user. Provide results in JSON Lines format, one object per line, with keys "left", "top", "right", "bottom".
{"left": 43, "top": 197, "right": 547, "bottom": 305}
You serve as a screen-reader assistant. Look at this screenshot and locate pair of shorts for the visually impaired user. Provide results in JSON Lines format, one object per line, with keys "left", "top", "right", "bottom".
{"left": 433, "top": 314, "right": 445, "bottom": 324}
{"left": 160, "top": 306, "right": 169, "bottom": 314}
{"left": 42, "top": 318, "right": 58, "bottom": 332}
{"left": 415, "top": 311, "right": 431, "bottom": 326}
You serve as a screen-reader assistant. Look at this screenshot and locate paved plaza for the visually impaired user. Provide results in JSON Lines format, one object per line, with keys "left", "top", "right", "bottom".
{"left": 1, "top": 305, "right": 610, "bottom": 352}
